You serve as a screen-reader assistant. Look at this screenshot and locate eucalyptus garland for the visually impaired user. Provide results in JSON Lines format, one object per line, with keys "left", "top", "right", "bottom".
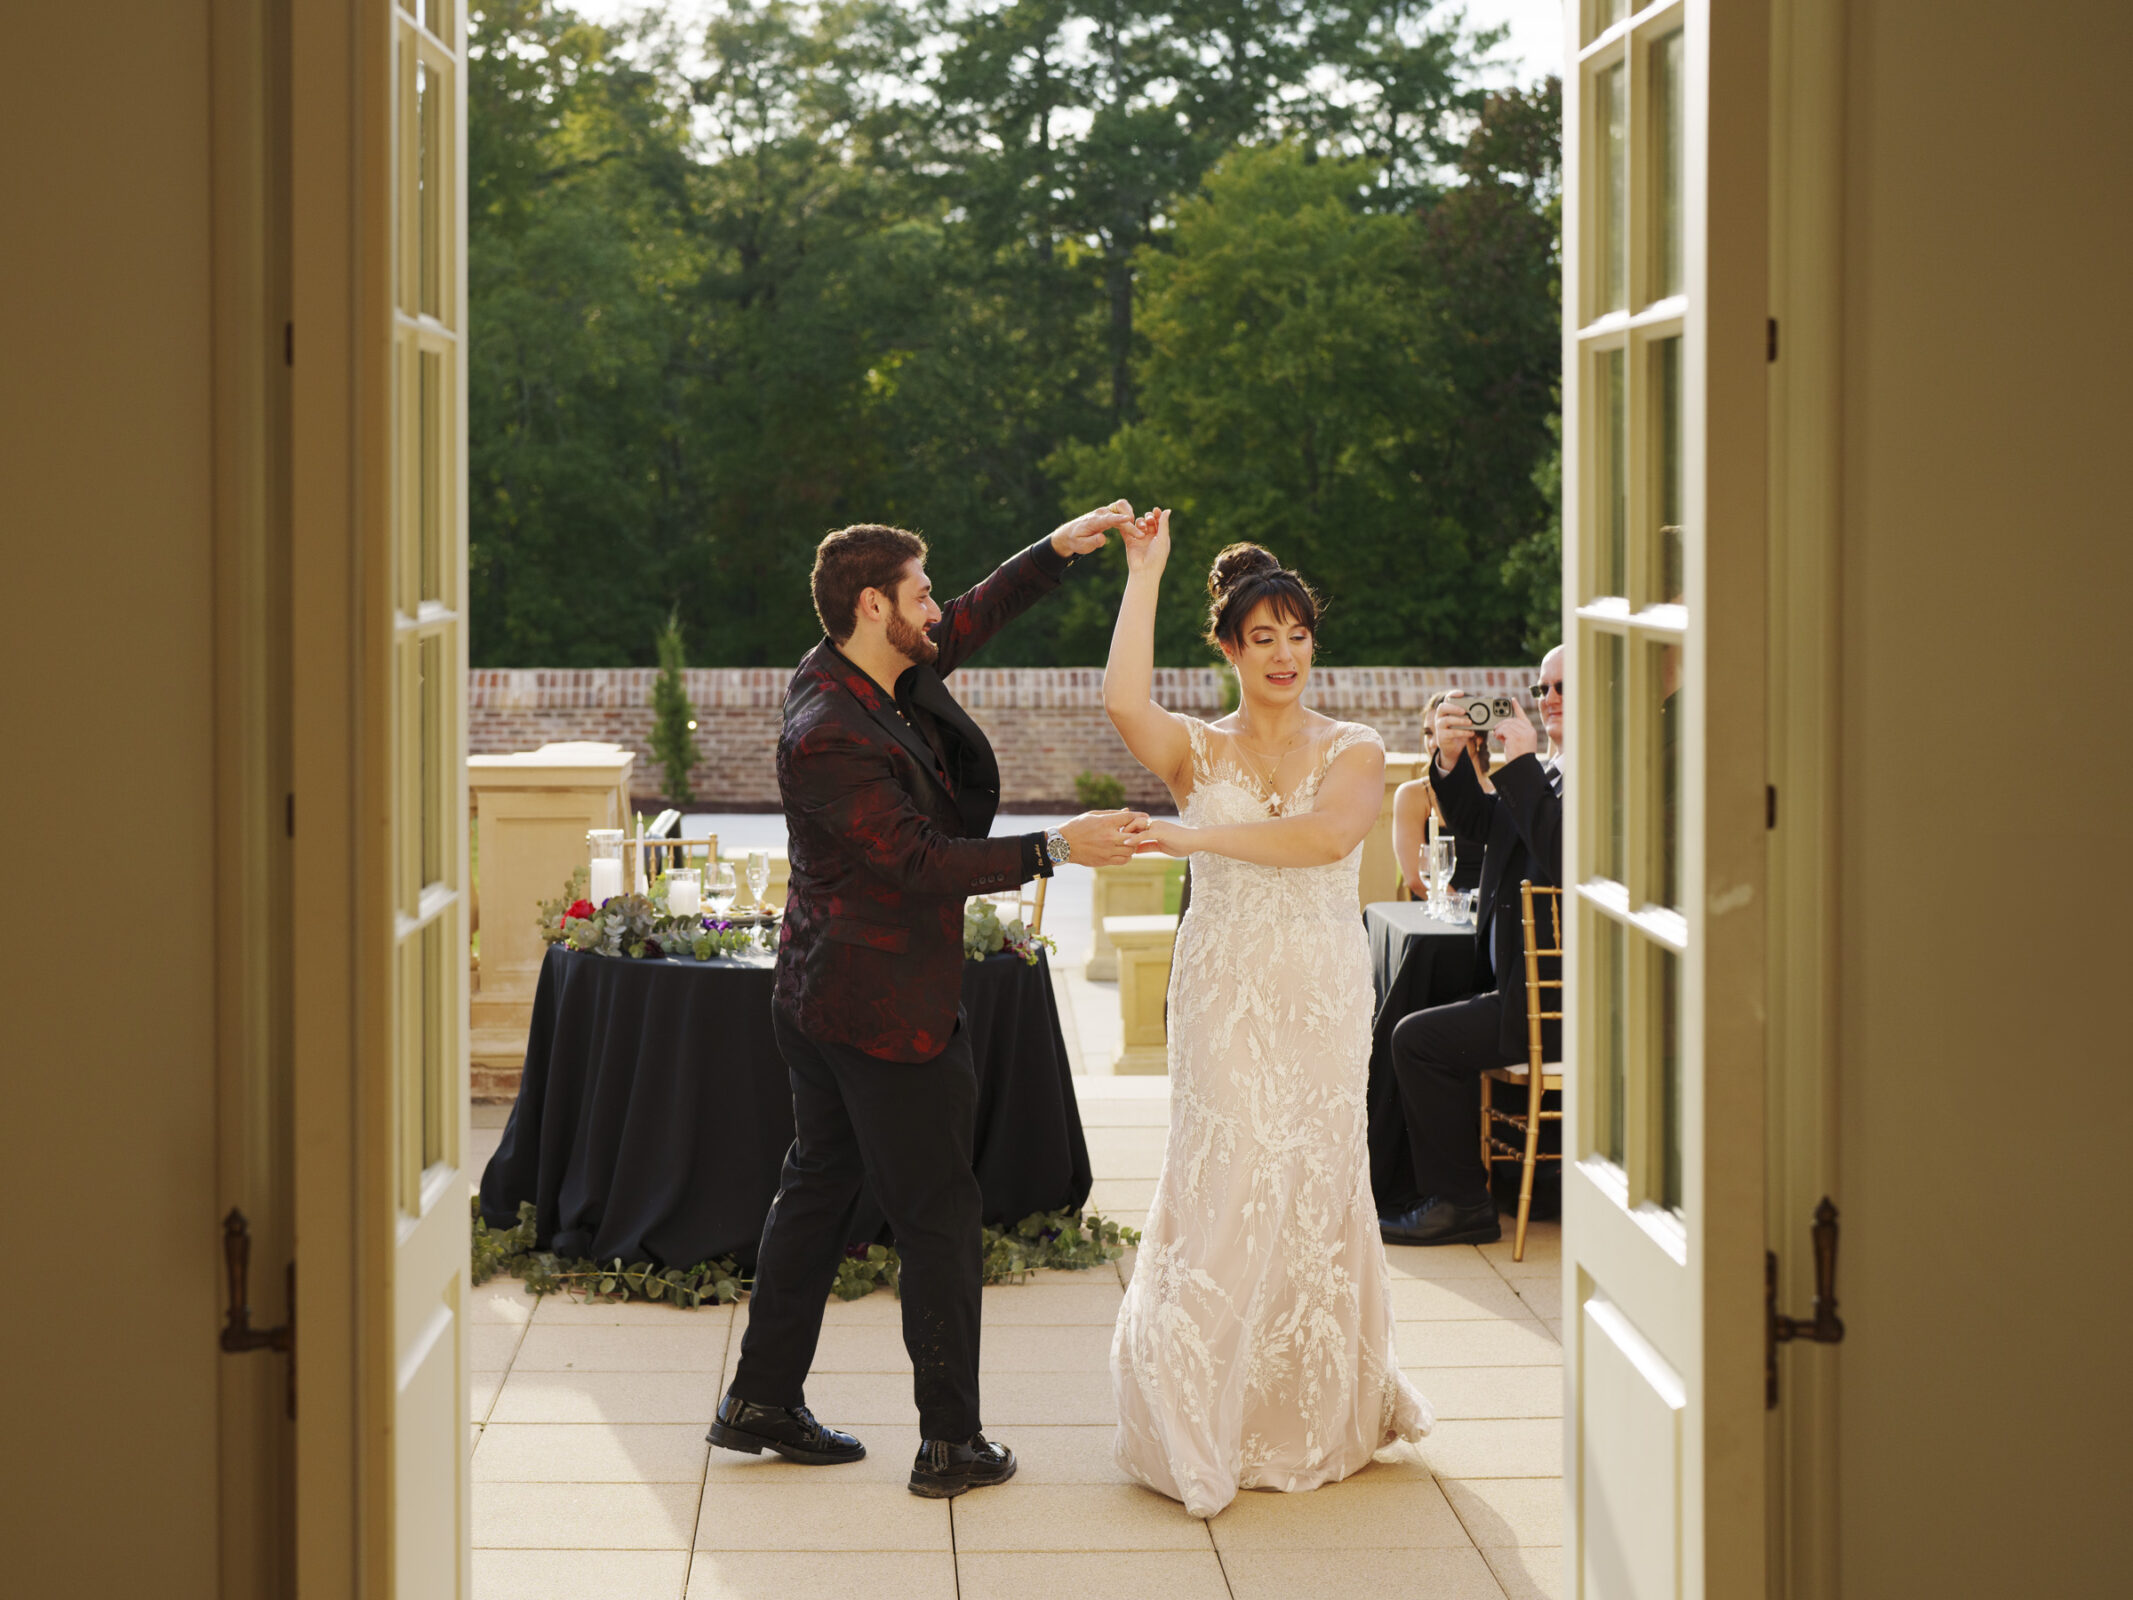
{"left": 473, "top": 1198, "right": 1139, "bottom": 1310}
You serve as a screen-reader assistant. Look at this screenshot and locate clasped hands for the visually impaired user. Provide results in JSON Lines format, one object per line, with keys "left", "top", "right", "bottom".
{"left": 1048, "top": 501, "right": 1174, "bottom": 567}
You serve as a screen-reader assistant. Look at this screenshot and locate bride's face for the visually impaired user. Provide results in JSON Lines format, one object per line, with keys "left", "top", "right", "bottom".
{"left": 1224, "top": 599, "right": 1315, "bottom": 706}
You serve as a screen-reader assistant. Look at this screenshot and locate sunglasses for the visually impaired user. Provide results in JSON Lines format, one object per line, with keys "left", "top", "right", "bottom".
{"left": 1529, "top": 680, "right": 1565, "bottom": 701}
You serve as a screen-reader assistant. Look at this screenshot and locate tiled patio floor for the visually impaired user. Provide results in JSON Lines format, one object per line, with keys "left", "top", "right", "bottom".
{"left": 468, "top": 1077, "right": 1566, "bottom": 1600}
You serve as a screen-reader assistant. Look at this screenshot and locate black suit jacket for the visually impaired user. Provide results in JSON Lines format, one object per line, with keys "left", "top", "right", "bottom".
{"left": 1431, "top": 749, "right": 1564, "bottom": 1058}
{"left": 772, "top": 537, "right": 1068, "bottom": 1061}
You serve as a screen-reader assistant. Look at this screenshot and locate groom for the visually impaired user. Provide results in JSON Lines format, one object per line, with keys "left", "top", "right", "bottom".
{"left": 710, "top": 509, "right": 1149, "bottom": 1498}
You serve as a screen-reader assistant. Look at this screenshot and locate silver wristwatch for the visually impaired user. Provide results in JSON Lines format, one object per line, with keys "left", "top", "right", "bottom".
{"left": 1043, "top": 828, "right": 1072, "bottom": 866}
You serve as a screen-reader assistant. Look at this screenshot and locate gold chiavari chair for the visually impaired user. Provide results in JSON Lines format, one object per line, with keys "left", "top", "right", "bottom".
{"left": 1479, "top": 880, "right": 1563, "bottom": 1261}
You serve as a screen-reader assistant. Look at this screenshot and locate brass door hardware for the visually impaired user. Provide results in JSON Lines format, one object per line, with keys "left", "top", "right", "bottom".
{"left": 221, "top": 1209, "right": 295, "bottom": 1418}
{"left": 1766, "top": 1196, "right": 1844, "bottom": 1408}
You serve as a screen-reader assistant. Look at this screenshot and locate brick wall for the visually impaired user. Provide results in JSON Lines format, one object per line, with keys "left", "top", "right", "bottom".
{"left": 469, "top": 665, "right": 1539, "bottom": 810}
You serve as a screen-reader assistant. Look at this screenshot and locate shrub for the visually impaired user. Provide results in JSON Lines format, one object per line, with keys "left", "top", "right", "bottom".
{"left": 1074, "top": 770, "right": 1127, "bottom": 809}
{"left": 649, "top": 608, "right": 696, "bottom": 804}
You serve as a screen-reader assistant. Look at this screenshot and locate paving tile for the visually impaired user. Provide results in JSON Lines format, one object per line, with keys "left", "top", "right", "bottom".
{"left": 1404, "top": 1366, "right": 1564, "bottom": 1420}
{"left": 979, "top": 1323, "right": 1114, "bottom": 1373}
{"left": 784, "top": 1371, "right": 919, "bottom": 1427}
{"left": 1443, "top": 1477, "right": 1565, "bottom": 1548}
{"left": 1542, "top": 1318, "right": 1562, "bottom": 1343}
{"left": 474, "top": 1482, "right": 701, "bottom": 1549}
{"left": 693, "top": 1483, "right": 951, "bottom": 1551}
{"left": 1479, "top": 1225, "right": 1560, "bottom": 1278}
{"left": 1383, "top": 1243, "right": 1502, "bottom": 1280}
{"left": 470, "top": 1371, "right": 506, "bottom": 1424}
{"left": 1414, "top": 1419, "right": 1563, "bottom": 1479}
{"left": 987, "top": 1425, "right": 1129, "bottom": 1484}
{"left": 1221, "top": 1547, "right": 1506, "bottom": 1600}
{"left": 949, "top": 1483, "right": 1209, "bottom": 1551}
{"left": 533, "top": 1295, "right": 738, "bottom": 1327}
{"left": 1390, "top": 1275, "right": 1533, "bottom": 1321}
{"left": 473, "top": 1423, "right": 709, "bottom": 1483}
{"left": 957, "top": 1551, "right": 1228, "bottom": 1600}
{"left": 1088, "top": 1127, "right": 1170, "bottom": 1172}
{"left": 1088, "top": 1177, "right": 1160, "bottom": 1211}
{"left": 471, "top": 1422, "right": 484, "bottom": 1455}
{"left": 1511, "top": 1276, "right": 1563, "bottom": 1320}
{"left": 1205, "top": 1476, "right": 1470, "bottom": 1550}
{"left": 473, "top": 1322, "right": 530, "bottom": 1371}
{"left": 472, "top": 1281, "right": 541, "bottom": 1326}
{"left": 1074, "top": 1097, "right": 1176, "bottom": 1127}
{"left": 490, "top": 1369, "right": 726, "bottom": 1426}
{"left": 977, "top": 1281, "right": 1123, "bottom": 1326}
{"left": 978, "top": 1371, "right": 1119, "bottom": 1425}
{"left": 733, "top": 1292, "right": 904, "bottom": 1330}
{"left": 685, "top": 1551, "right": 956, "bottom": 1600}
{"left": 515, "top": 1324, "right": 731, "bottom": 1374}
{"left": 1486, "top": 1544, "right": 1567, "bottom": 1599}
{"left": 1397, "top": 1318, "right": 1562, "bottom": 1368}
{"left": 472, "top": 1548, "right": 689, "bottom": 1600}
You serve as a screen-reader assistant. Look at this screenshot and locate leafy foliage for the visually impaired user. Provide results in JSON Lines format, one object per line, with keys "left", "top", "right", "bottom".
{"left": 963, "top": 896, "right": 1056, "bottom": 965}
{"left": 468, "top": 3, "right": 1560, "bottom": 669}
{"left": 472, "top": 1197, "right": 1139, "bottom": 1308}
{"left": 1073, "top": 771, "right": 1127, "bottom": 808}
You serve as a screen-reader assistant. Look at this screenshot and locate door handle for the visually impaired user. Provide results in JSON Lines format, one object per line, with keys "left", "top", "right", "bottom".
{"left": 1766, "top": 1196, "right": 1844, "bottom": 1408}
{"left": 221, "top": 1208, "right": 295, "bottom": 1418}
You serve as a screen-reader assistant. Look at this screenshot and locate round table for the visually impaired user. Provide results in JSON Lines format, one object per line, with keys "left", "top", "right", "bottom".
{"left": 478, "top": 943, "right": 1092, "bottom": 1271}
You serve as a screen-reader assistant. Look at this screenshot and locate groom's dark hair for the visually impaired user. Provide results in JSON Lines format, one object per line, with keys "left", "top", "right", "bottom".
{"left": 813, "top": 524, "right": 928, "bottom": 643}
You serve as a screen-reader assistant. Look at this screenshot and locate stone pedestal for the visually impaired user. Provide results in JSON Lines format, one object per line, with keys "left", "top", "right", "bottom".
{"left": 1105, "top": 913, "right": 1179, "bottom": 1076}
{"left": 1086, "top": 857, "right": 1174, "bottom": 979}
{"left": 468, "top": 742, "right": 636, "bottom": 1101}
{"left": 1359, "top": 752, "right": 1430, "bottom": 910}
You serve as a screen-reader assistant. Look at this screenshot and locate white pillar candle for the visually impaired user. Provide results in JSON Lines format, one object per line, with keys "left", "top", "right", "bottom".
{"left": 667, "top": 876, "right": 700, "bottom": 916}
{"left": 588, "top": 857, "right": 623, "bottom": 905}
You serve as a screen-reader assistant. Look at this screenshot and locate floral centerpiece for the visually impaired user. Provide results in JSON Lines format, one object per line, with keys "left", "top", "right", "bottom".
{"left": 964, "top": 897, "right": 1055, "bottom": 966}
{"left": 539, "top": 869, "right": 767, "bottom": 962}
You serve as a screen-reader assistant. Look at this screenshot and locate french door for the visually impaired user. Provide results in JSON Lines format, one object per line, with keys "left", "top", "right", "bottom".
{"left": 1559, "top": 3, "right": 1768, "bottom": 1596}
{"left": 293, "top": 2, "right": 470, "bottom": 1595}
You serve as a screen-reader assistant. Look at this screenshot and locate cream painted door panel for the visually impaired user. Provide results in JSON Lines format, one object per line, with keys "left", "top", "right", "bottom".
{"left": 1560, "top": 4, "right": 1768, "bottom": 1596}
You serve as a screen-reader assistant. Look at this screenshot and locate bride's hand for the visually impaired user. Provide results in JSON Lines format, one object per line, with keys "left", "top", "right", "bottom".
{"left": 1050, "top": 499, "right": 1136, "bottom": 557}
{"left": 1122, "top": 508, "right": 1171, "bottom": 576}
{"left": 1133, "top": 816, "right": 1196, "bottom": 858}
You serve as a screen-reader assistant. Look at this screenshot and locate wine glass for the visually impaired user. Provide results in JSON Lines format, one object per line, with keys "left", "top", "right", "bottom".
{"left": 707, "top": 862, "right": 738, "bottom": 918}
{"left": 745, "top": 850, "right": 770, "bottom": 914}
{"left": 1426, "top": 839, "right": 1454, "bottom": 910}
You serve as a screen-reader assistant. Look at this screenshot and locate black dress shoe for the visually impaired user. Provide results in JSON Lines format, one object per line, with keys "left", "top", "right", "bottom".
{"left": 1380, "top": 1195, "right": 1502, "bottom": 1247}
{"left": 908, "top": 1434, "right": 1017, "bottom": 1499}
{"left": 707, "top": 1392, "right": 866, "bottom": 1465}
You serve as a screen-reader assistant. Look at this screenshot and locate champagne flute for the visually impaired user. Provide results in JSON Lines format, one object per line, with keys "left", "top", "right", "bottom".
{"left": 745, "top": 850, "right": 770, "bottom": 914}
{"left": 707, "top": 862, "right": 738, "bottom": 918}
{"left": 1427, "top": 839, "right": 1454, "bottom": 910}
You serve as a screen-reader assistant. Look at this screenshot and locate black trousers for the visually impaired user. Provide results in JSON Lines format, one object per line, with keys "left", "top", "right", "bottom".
{"left": 1389, "top": 992, "right": 1525, "bottom": 1210}
{"left": 728, "top": 1007, "right": 984, "bottom": 1441}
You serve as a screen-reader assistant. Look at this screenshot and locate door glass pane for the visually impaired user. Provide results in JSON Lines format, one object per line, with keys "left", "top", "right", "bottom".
{"left": 420, "top": 634, "right": 443, "bottom": 886}
{"left": 417, "top": 60, "right": 440, "bottom": 318}
{"left": 1597, "top": 631, "right": 1627, "bottom": 882}
{"left": 1589, "top": 0, "right": 1630, "bottom": 48}
{"left": 419, "top": 350, "right": 443, "bottom": 601}
{"left": 1598, "top": 347, "right": 1627, "bottom": 596}
{"left": 1593, "top": 913, "right": 1627, "bottom": 1166}
{"left": 1654, "top": 941, "right": 1682, "bottom": 1211}
{"left": 1648, "top": 640, "right": 1683, "bottom": 911}
{"left": 1652, "top": 335, "right": 1683, "bottom": 605}
{"left": 1595, "top": 62, "right": 1628, "bottom": 313}
{"left": 1652, "top": 30, "right": 1685, "bottom": 300}
{"left": 421, "top": 917, "right": 447, "bottom": 1170}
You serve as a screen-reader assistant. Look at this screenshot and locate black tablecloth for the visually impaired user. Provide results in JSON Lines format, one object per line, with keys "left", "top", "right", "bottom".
{"left": 1365, "top": 901, "right": 1480, "bottom": 1214}
{"left": 479, "top": 944, "right": 1092, "bottom": 1271}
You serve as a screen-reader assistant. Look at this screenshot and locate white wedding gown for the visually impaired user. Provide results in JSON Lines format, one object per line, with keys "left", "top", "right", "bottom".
{"left": 1110, "top": 718, "right": 1433, "bottom": 1518}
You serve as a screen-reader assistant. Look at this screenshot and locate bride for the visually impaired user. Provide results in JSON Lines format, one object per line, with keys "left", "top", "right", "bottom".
{"left": 1102, "top": 510, "right": 1431, "bottom": 1519}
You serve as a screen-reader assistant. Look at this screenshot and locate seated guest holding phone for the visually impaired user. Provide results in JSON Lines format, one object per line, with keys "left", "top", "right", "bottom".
{"left": 1391, "top": 690, "right": 1485, "bottom": 901}
{"left": 1380, "top": 648, "right": 1565, "bottom": 1246}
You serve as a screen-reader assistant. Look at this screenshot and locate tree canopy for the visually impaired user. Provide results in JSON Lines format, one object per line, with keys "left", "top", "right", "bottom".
{"left": 468, "top": 1, "right": 1561, "bottom": 668}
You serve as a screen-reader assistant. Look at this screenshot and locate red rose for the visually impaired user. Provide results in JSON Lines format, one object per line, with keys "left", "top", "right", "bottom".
{"left": 566, "top": 899, "right": 596, "bottom": 921}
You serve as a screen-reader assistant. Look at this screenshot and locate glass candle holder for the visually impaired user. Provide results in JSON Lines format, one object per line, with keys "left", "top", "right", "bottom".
{"left": 665, "top": 868, "right": 701, "bottom": 918}
{"left": 587, "top": 828, "right": 626, "bottom": 906}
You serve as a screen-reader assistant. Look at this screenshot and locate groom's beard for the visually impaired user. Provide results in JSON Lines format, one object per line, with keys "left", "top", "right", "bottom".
{"left": 885, "top": 607, "right": 940, "bottom": 667}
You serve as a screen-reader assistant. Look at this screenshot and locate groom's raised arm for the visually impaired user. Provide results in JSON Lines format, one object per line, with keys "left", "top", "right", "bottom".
{"left": 928, "top": 539, "right": 1071, "bottom": 679}
{"left": 783, "top": 719, "right": 1042, "bottom": 895}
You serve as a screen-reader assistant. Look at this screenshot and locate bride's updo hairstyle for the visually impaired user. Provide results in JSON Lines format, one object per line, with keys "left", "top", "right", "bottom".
{"left": 1204, "top": 542, "right": 1322, "bottom": 654}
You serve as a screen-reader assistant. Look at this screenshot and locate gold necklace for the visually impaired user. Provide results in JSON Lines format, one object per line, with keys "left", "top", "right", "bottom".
{"left": 1230, "top": 723, "right": 1307, "bottom": 797}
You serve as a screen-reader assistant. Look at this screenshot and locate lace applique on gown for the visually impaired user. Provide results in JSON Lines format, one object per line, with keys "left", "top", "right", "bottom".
{"left": 1109, "top": 718, "right": 1433, "bottom": 1519}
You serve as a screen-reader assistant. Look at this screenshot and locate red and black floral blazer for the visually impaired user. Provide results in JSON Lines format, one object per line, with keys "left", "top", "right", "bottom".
{"left": 771, "top": 537, "right": 1070, "bottom": 1061}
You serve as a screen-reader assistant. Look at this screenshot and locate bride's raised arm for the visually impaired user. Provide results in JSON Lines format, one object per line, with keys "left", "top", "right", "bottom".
{"left": 1103, "top": 509, "right": 1193, "bottom": 797}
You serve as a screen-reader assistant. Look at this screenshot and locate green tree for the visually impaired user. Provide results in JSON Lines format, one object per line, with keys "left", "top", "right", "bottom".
{"left": 649, "top": 608, "right": 697, "bottom": 803}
